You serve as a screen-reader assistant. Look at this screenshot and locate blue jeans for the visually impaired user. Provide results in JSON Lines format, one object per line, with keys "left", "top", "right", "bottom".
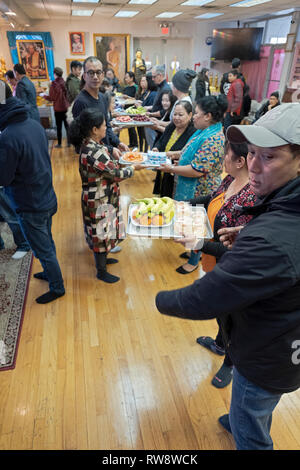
{"left": 0, "top": 188, "right": 31, "bottom": 251}
{"left": 188, "top": 250, "right": 201, "bottom": 266}
{"left": 229, "top": 367, "right": 282, "bottom": 450}
{"left": 18, "top": 206, "right": 65, "bottom": 294}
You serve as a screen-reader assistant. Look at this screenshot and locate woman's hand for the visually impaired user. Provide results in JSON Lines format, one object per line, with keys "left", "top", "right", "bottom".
{"left": 132, "top": 163, "right": 145, "bottom": 171}
{"left": 157, "top": 163, "right": 174, "bottom": 173}
{"left": 218, "top": 226, "right": 244, "bottom": 250}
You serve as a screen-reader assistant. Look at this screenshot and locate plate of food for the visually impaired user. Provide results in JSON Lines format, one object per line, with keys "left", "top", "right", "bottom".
{"left": 119, "top": 152, "right": 147, "bottom": 165}
{"left": 130, "top": 197, "right": 175, "bottom": 228}
{"left": 173, "top": 202, "right": 213, "bottom": 239}
{"left": 113, "top": 115, "right": 134, "bottom": 125}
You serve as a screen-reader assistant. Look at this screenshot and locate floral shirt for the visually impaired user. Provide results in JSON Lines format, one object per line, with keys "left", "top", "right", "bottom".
{"left": 191, "top": 130, "right": 225, "bottom": 197}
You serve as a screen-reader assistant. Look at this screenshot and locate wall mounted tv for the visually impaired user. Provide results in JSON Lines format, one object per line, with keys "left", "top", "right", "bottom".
{"left": 211, "top": 28, "right": 264, "bottom": 61}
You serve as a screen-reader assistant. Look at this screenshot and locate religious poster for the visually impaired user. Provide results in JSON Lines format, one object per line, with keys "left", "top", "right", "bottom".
{"left": 93, "top": 34, "right": 130, "bottom": 80}
{"left": 69, "top": 32, "right": 85, "bottom": 55}
{"left": 16, "top": 39, "right": 49, "bottom": 80}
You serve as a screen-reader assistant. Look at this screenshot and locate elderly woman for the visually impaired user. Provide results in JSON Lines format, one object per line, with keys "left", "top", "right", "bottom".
{"left": 69, "top": 108, "right": 143, "bottom": 283}
{"left": 160, "top": 95, "right": 227, "bottom": 202}
{"left": 152, "top": 100, "right": 196, "bottom": 197}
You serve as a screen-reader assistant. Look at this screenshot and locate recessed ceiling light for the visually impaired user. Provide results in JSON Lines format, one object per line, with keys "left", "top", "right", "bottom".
{"left": 72, "top": 9, "right": 94, "bottom": 15}
{"left": 129, "top": 0, "right": 157, "bottom": 4}
{"left": 115, "top": 11, "right": 140, "bottom": 17}
{"left": 156, "top": 12, "right": 182, "bottom": 18}
{"left": 181, "top": 0, "right": 214, "bottom": 6}
{"left": 195, "top": 12, "right": 224, "bottom": 18}
{"left": 230, "top": 0, "right": 272, "bottom": 7}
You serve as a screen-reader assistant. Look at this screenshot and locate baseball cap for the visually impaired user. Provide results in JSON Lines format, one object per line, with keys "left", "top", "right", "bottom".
{"left": 227, "top": 103, "right": 300, "bottom": 147}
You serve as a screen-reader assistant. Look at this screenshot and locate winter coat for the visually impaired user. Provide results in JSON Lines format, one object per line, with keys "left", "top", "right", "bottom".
{"left": 0, "top": 97, "right": 57, "bottom": 212}
{"left": 46, "top": 76, "right": 69, "bottom": 112}
{"left": 227, "top": 78, "right": 244, "bottom": 116}
{"left": 66, "top": 73, "right": 81, "bottom": 104}
{"left": 156, "top": 176, "right": 300, "bottom": 394}
{"left": 15, "top": 75, "right": 40, "bottom": 122}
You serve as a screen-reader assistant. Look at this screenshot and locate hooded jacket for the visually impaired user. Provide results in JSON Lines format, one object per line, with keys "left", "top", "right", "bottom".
{"left": 227, "top": 78, "right": 244, "bottom": 116}
{"left": 46, "top": 76, "right": 69, "bottom": 112}
{"left": 66, "top": 73, "right": 81, "bottom": 105}
{"left": 156, "top": 176, "right": 300, "bottom": 394}
{"left": 0, "top": 97, "right": 57, "bottom": 212}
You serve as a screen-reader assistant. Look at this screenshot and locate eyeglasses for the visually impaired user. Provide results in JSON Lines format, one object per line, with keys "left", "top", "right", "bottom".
{"left": 86, "top": 70, "right": 103, "bottom": 77}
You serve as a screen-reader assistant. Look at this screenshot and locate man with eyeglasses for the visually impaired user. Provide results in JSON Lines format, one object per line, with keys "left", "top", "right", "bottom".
{"left": 72, "top": 56, "right": 129, "bottom": 157}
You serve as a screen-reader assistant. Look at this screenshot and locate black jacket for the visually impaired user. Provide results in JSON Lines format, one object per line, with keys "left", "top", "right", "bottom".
{"left": 195, "top": 78, "right": 210, "bottom": 102}
{"left": 156, "top": 177, "right": 300, "bottom": 394}
{"left": 0, "top": 97, "right": 57, "bottom": 212}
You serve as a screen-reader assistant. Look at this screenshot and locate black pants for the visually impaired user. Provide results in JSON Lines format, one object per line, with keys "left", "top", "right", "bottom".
{"left": 137, "top": 127, "right": 148, "bottom": 152}
{"left": 215, "top": 321, "right": 233, "bottom": 367}
{"left": 55, "top": 111, "right": 69, "bottom": 145}
{"left": 128, "top": 127, "right": 138, "bottom": 148}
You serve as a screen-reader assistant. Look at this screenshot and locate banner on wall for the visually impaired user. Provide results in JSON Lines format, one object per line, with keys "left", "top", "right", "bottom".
{"left": 6, "top": 31, "right": 54, "bottom": 81}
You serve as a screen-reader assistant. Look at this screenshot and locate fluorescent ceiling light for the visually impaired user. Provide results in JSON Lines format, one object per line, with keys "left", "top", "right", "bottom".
{"left": 72, "top": 0, "right": 99, "bottom": 2}
{"left": 156, "top": 12, "right": 182, "bottom": 18}
{"left": 72, "top": 9, "right": 94, "bottom": 15}
{"left": 129, "top": 0, "right": 157, "bottom": 4}
{"left": 230, "top": 0, "right": 272, "bottom": 7}
{"left": 115, "top": 11, "right": 140, "bottom": 17}
{"left": 5, "top": 11, "right": 17, "bottom": 16}
{"left": 181, "top": 0, "right": 214, "bottom": 6}
{"left": 195, "top": 12, "right": 224, "bottom": 18}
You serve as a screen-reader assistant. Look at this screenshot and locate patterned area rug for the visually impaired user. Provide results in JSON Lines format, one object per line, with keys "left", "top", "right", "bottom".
{"left": 0, "top": 223, "right": 33, "bottom": 371}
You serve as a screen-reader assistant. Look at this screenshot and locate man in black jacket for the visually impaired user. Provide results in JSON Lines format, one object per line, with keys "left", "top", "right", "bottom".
{"left": 156, "top": 103, "right": 300, "bottom": 450}
{"left": 0, "top": 81, "right": 65, "bottom": 304}
{"left": 72, "top": 56, "right": 128, "bottom": 158}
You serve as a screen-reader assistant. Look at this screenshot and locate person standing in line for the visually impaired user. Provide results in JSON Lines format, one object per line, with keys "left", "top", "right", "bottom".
{"left": 224, "top": 69, "right": 244, "bottom": 131}
{"left": 72, "top": 56, "right": 129, "bottom": 159}
{"left": 156, "top": 103, "right": 300, "bottom": 450}
{"left": 195, "top": 68, "right": 211, "bottom": 102}
{"left": 13, "top": 63, "right": 40, "bottom": 122}
{"left": 66, "top": 60, "right": 83, "bottom": 105}
{"left": 43, "top": 67, "right": 70, "bottom": 148}
{"left": 4, "top": 70, "right": 17, "bottom": 96}
{"left": 0, "top": 81, "right": 65, "bottom": 304}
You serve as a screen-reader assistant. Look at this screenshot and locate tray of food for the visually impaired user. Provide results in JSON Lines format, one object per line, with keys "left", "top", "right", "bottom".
{"left": 113, "top": 116, "right": 134, "bottom": 125}
{"left": 126, "top": 106, "right": 147, "bottom": 115}
{"left": 130, "top": 197, "right": 175, "bottom": 227}
{"left": 173, "top": 201, "right": 213, "bottom": 239}
{"left": 143, "top": 151, "right": 169, "bottom": 167}
{"left": 119, "top": 151, "right": 148, "bottom": 165}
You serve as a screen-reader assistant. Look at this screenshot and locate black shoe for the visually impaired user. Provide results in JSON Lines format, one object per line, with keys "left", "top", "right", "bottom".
{"left": 54, "top": 144, "right": 62, "bottom": 148}
{"left": 196, "top": 336, "right": 225, "bottom": 356}
{"left": 36, "top": 290, "right": 65, "bottom": 304}
{"left": 97, "top": 270, "right": 120, "bottom": 283}
{"left": 34, "top": 271, "right": 48, "bottom": 281}
{"left": 212, "top": 364, "right": 233, "bottom": 388}
{"left": 179, "top": 251, "right": 190, "bottom": 260}
{"left": 218, "top": 414, "right": 232, "bottom": 434}
{"left": 176, "top": 264, "right": 198, "bottom": 274}
{"left": 106, "top": 258, "right": 119, "bottom": 264}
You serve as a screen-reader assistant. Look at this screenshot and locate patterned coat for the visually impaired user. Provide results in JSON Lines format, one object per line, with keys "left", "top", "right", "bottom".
{"left": 79, "top": 139, "right": 134, "bottom": 253}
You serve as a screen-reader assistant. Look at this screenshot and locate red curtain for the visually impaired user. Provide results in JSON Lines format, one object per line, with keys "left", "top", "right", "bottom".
{"left": 242, "top": 46, "right": 271, "bottom": 102}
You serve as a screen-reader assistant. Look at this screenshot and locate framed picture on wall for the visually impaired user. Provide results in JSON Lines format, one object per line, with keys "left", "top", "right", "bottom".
{"left": 65, "top": 58, "right": 85, "bottom": 75}
{"left": 93, "top": 34, "right": 130, "bottom": 80}
{"left": 69, "top": 32, "right": 85, "bottom": 55}
{"left": 16, "top": 39, "right": 49, "bottom": 80}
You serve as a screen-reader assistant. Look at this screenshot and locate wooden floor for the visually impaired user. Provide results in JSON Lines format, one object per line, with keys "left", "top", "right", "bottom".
{"left": 1, "top": 138, "right": 300, "bottom": 450}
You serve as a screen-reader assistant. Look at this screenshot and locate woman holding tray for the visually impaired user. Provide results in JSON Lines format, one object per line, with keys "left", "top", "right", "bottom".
{"left": 176, "top": 141, "right": 257, "bottom": 387}
{"left": 159, "top": 95, "right": 227, "bottom": 203}
{"left": 152, "top": 100, "right": 196, "bottom": 197}
{"left": 69, "top": 108, "right": 143, "bottom": 284}
{"left": 135, "top": 74, "right": 157, "bottom": 152}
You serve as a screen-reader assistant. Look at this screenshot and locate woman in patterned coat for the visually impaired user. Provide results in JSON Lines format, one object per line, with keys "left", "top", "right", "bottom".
{"left": 69, "top": 108, "right": 143, "bottom": 283}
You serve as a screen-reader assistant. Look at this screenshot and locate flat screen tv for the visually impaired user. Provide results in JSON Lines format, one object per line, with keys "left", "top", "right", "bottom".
{"left": 211, "top": 28, "right": 264, "bottom": 61}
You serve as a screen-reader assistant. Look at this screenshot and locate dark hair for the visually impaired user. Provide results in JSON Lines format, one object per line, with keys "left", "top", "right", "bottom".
{"left": 70, "top": 60, "right": 83, "bottom": 71}
{"left": 105, "top": 90, "right": 115, "bottom": 108}
{"left": 80, "top": 56, "right": 102, "bottom": 89}
{"left": 196, "top": 95, "right": 228, "bottom": 123}
{"left": 270, "top": 91, "right": 280, "bottom": 100}
{"left": 125, "top": 71, "right": 136, "bottom": 83}
{"left": 106, "top": 67, "right": 115, "bottom": 76}
{"left": 290, "top": 144, "right": 300, "bottom": 159}
{"left": 13, "top": 63, "right": 26, "bottom": 75}
{"left": 54, "top": 67, "right": 63, "bottom": 77}
{"left": 174, "top": 100, "right": 193, "bottom": 115}
{"left": 137, "top": 73, "right": 156, "bottom": 96}
{"left": 229, "top": 69, "right": 239, "bottom": 77}
{"left": 231, "top": 58, "right": 241, "bottom": 68}
{"left": 162, "top": 90, "right": 177, "bottom": 111}
{"left": 68, "top": 108, "right": 105, "bottom": 147}
{"left": 225, "top": 140, "right": 249, "bottom": 167}
{"left": 197, "top": 67, "right": 209, "bottom": 82}
{"left": 5, "top": 70, "right": 15, "bottom": 79}
{"left": 0, "top": 80, "right": 12, "bottom": 99}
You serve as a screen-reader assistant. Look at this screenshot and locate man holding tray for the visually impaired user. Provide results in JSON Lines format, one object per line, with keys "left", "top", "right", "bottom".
{"left": 156, "top": 103, "right": 300, "bottom": 450}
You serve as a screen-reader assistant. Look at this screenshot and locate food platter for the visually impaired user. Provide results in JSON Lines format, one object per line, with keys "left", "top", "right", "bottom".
{"left": 119, "top": 152, "right": 148, "bottom": 165}
{"left": 112, "top": 116, "right": 153, "bottom": 127}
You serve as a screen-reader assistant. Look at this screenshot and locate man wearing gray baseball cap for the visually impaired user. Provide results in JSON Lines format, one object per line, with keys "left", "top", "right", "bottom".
{"left": 155, "top": 102, "right": 300, "bottom": 450}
